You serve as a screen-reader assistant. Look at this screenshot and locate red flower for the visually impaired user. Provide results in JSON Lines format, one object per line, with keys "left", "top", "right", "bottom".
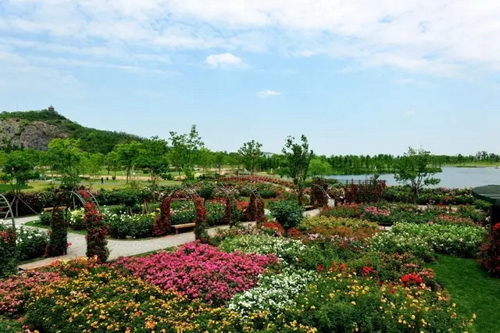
{"left": 400, "top": 273, "right": 423, "bottom": 286}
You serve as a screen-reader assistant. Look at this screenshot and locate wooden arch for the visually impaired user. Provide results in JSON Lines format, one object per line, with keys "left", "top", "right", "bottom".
{"left": 154, "top": 187, "right": 208, "bottom": 242}
{"left": 0, "top": 194, "right": 16, "bottom": 229}
{"left": 310, "top": 183, "right": 331, "bottom": 208}
{"left": 239, "top": 186, "right": 265, "bottom": 225}
{"left": 46, "top": 189, "right": 101, "bottom": 257}
{"left": 213, "top": 186, "right": 240, "bottom": 227}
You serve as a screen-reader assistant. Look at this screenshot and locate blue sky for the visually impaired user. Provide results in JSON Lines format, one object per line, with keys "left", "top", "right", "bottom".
{"left": 1, "top": 0, "right": 499, "bottom": 156}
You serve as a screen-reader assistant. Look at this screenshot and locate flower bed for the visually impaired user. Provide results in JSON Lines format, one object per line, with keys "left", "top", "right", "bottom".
{"left": 219, "top": 234, "right": 306, "bottom": 266}
{"left": 115, "top": 242, "right": 279, "bottom": 305}
{"left": 372, "top": 223, "right": 486, "bottom": 260}
{"left": 321, "top": 202, "right": 484, "bottom": 226}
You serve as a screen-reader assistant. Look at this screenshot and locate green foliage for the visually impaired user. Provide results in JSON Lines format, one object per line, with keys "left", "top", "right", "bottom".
{"left": 238, "top": 140, "right": 263, "bottom": 174}
{"left": 47, "top": 138, "right": 83, "bottom": 189}
{"left": 269, "top": 200, "right": 304, "bottom": 232}
{"left": 0, "top": 226, "right": 18, "bottom": 278}
{"left": 282, "top": 135, "right": 313, "bottom": 204}
{"left": 0, "top": 318, "right": 24, "bottom": 333}
{"left": 219, "top": 234, "right": 306, "bottom": 266}
{"left": 168, "top": 125, "right": 204, "bottom": 179}
{"left": 1, "top": 150, "right": 39, "bottom": 194}
{"left": 372, "top": 223, "right": 486, "bottom": 260}
{"left": 16, "top": 227, "right": 49, "bottom": 261}
{"left": 135, "top": 137, "right": 169, "bottom": 189}
{"left": 393, "top": 147, "right": 441, "bottom": 199}
{"left": 280, "top": 271, "right": 475, "bottom": 333}
{"left": 308, "top": 157, "right": 333, "bottom": 177}
{"left": 112, "top": 141, "right": 141, "bottom": 183}
{"left": 0, "top": 109, "right": 142, "bottom": 154}
{"left": 432, "top": 255, "right": 500, "bottom": 333}
{"left": 46, "top": 207, "right": 69, "bottom": 257}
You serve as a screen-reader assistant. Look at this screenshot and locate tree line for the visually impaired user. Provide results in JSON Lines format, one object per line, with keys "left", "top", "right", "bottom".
{"left": 0, "top": 123, "right": 498, "bottom": 193}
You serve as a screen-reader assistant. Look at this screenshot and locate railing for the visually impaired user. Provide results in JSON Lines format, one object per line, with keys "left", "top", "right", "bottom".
{"left": 340, "top": 179, "right": 387, "bottom": 186}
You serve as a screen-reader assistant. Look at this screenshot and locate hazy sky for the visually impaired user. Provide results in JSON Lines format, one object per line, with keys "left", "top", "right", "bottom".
{"left": 1, "top": 1, "right": 499, "bottom": 156}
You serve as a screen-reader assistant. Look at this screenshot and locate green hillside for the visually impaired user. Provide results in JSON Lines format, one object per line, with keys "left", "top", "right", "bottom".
{"left": 0, "top": 107, "right": 143, "bottom": 153}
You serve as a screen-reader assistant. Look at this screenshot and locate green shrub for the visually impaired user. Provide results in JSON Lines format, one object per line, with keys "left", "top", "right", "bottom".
{"left": 0, "top": 225, "right": 18, "bottom": 278}
{"left": 279, "top": 271, "right": 475, "bottom": 333}
{"left": 38, "top": 211, "right": 52, "bottom": 226}
{"left": 371, "top": 228, "right": 436, "bottom": 262}
{"left": 269, "top": 200, "right": 304, "bottom": 232}
{"left": 219, "top": 234, "right": 306, "bottom": 266}
{"left": 390, "top": 223, "right": 486, "bottom": 258}
{"left": 16, "top": 227, "right": 49, "bottom": 261}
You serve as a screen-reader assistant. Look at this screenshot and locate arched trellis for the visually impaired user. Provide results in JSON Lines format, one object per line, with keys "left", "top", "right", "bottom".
{"left": 46, "top": 189, "right": 102, "bottom": 257}
{"left": 310, "top": 183, "right": 332, "bottom": 208}
{"left": 238, "top": 186, "right": 265, "bottom": 225}
{"left": 0, "top": 194, "right": 16, "bottom": 229}
{"left": 154, "top": 187, "right": 208, "bottom": 242}
{"left": 213, "top": 186, "right": 240, "bottom": 228}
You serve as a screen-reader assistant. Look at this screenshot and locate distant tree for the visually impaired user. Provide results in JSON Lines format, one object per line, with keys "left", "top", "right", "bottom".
{"left": 213, "top": 151, "right": 227, "bottom": 175}
{"left": 47, "top": 138, "right": 83, "bottom": 190}
{"left": 1, "top": 150, "right": 39, "bottom": 215}
{"left": 282, "top": 135, "right": 314, "bottom": 205}
{"left": 0, "top": 150, "right": 7, "bottom": 168}
{"left": 168, "top": 125, "right": 204, "bottom": 179}
{"left": 82, "top": 152, "right": 105, "bottom": 185}
{"left": 135, "top": 137, "right": 169, "bottom": 189}
{"left": 113, "top": 141, "right": 141, "bottom": 183}
{"left": 105, "top": 151, "right": 121, "bottom": 176}
{"left": 308, "top": 157, "right": 333, "bottom": 177}
{"left": 198, "top": 147, "right": 214, "bottom": 176}
{"left": 393, "top": 147, "right": 441, "bottom": 199}
{"left": 238, "top": 140, "right": 263, "bottom": 175}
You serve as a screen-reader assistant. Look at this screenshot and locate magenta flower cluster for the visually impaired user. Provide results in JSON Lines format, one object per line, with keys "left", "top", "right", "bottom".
{"left": 363, "top": 206, "right": 391, "bottom": 217}
{"left": 0, "top": 271, "right": 61, "bottom": 316}
{"left": 116, "top": 241, "right": 278, "bottom": 305}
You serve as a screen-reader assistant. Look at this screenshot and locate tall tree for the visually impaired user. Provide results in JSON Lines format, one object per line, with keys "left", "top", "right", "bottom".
{"left": 113, "top": 141, "right": 141, "bottom": 184}
{"left": 168, "top": 125, "right": 204, "bottom": 179}
{"left": 47, "top": 138, "right": 83, "bottom": 190}
{"left": 82, "top": 152, "right": 105, "bottom": 185}
{"left": 1, "top": 150, "right": 39, "bottom": 215}
{"left": 135, "top": 137, "right": 169, "bottom": 189}
{"left": 282, "top": 135, "right": 314, "bottom": 205}
{"left": 308, "top": 157, "right": 333, "bottom": 177}
{"left": 393, "top": 147, "right": 441, "bottom": 199}
{"left": 238, "top": 140, "right": 263, "bottom": 175}
{"left": 213, "top": 151, "right": 227, "bottom": 175}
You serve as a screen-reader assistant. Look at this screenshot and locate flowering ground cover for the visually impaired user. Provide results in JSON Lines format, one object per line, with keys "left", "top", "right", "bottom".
{"left": 0, "top": 193, "right": 493, "bottom": 332}
{"left": 321, "top": 202, "right": 486, "bottom": 226}
{"left": 116, "top": 241, "right": 279, "bottom": 305}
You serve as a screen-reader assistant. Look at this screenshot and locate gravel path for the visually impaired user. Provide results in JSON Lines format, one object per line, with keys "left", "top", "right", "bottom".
{"left": 16, "top": 208, "right": 322, "bottom": 271}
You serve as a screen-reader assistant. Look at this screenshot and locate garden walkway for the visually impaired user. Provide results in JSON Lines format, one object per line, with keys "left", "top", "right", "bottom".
{"left": 17, "top": 208, "right": 322, "bottom": 271}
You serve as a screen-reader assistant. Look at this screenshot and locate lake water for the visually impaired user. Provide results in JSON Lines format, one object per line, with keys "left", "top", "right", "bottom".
{"left": 326, "top": 167, "right": 500, "bottom": 189}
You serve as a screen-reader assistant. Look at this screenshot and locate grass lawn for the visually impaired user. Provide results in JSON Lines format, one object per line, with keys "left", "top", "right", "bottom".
{"left": 25, "top": 220, "right": 88, "bottom": 235}
{"left": 431, "top": 255, "right": 500, "bottom": 333}
{"left": 11, "top": 179, "right": 183, "bottom": 193}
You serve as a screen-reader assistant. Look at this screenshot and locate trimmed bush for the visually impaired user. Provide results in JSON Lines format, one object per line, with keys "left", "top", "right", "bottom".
{"left": 269, "top": 200, "right": 304, "bottom": 233}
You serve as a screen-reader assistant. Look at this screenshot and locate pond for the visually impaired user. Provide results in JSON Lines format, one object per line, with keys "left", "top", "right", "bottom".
{"left": 326, "top": 167, "right": 500, "bottom": 189}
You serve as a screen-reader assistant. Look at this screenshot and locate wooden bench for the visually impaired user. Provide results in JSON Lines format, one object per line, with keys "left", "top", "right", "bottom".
{"left": 172, "top": 222, "right": 196, "bottom": 234}
{"left": 42, "top": 206, "right": 66, "bottom": 213}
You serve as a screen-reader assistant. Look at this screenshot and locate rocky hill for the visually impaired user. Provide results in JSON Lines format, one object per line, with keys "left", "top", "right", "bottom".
{"left": 0, "top": 107, "right": 143, "bottom": 153}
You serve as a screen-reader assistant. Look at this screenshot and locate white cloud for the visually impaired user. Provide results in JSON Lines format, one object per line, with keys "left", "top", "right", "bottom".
{"left": 256, "top": 90, "right": 282, "bottom": 98}
{"left": 205, "top": 53, "right": 243, "bottom": 67}
{"left": 1, "top": 1, "right": 500, "bottom": 74}
{"left": 405, "top": 110, "right": 416, "bottom": 116}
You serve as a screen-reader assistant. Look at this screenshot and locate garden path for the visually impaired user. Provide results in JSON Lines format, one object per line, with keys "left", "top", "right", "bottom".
{"left": 16, "top": 209, "right": 321, "bottom": 271}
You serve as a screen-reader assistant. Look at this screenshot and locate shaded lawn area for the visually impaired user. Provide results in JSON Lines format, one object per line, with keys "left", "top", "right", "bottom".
{"left": 431, "top": 255, "right": 500, "bottom": 333}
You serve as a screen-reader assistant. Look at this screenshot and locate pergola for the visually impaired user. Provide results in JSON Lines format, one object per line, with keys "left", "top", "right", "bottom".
{"left": 472, "top": 185, "right": 500, "bottom": 230}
